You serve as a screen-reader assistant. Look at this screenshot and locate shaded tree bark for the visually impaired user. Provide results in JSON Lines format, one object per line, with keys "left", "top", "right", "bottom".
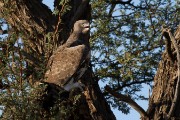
{"left": 0, "top": 0, "right": 116, "bottom": 119}
{"left": 147, "top": 25, "right": 180, "bottom": 120}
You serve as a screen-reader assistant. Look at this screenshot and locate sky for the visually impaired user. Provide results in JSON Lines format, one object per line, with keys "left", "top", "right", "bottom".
{"left": 42, "top": 0, "right": 150, "bottom": 120}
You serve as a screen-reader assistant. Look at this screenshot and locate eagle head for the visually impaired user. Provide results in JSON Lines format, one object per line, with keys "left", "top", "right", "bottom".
{"left": 73, "top": 20, "right": 90, "bottom": 34}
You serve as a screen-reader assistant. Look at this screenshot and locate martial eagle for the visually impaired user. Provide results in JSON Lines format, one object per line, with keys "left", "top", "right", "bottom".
{"left": 44, "top": 20, "right": 90, "bottom": 91}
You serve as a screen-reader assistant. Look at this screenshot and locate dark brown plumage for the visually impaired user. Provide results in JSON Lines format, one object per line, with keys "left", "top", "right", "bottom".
{"left": 44, "top": 20, "right": 90, "bottom": 91}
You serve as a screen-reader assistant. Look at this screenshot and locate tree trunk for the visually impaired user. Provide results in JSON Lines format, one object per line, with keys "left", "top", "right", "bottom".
{"left": 147, "top": 26, "right": 180, "bottom": 120}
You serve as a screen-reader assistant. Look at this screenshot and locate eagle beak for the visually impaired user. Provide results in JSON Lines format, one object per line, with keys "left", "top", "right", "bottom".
{"left": 82, "top": 22, "right": 90, "bottom": 33}
{"left": 84, "top": 23, "right": 90, "bottom": 28}
{"left": 85, "top": 25, "right": 90, "bottom": 28}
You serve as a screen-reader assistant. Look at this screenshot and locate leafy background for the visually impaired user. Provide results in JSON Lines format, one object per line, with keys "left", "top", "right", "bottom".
{"left": 89, "top": 0, "right": 179, "bottom": 119}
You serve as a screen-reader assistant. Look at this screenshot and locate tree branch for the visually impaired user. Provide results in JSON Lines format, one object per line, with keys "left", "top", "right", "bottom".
{"left": 70, "top": 0, "right": 90, "bottom": 27}
{"left": 105, "top": 85, "right": 148, "bottom": 118}
{"left": 103, "top": 79, "right": 152, "bottom": 96}
{"left": 106, "top": 0, "right": 147, "bottom": 9}
{"left": 106, "top": 0, "right": 131, "bottom": 4}
{"left": 162, "top": 27, "right": 180, "bottom": 118}
{"left": 108, "top": 4, "right": 116, "bottom": 17}
{"left": 105, "top": 85, "right": 148, "bottom": 117}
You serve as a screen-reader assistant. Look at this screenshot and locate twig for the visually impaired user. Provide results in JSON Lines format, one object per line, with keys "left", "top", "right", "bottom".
{"left": 103, "top": 79, "right": 152, "bottom": 96}
{"left": 145, "top": 1, "right": 156, "bottom": 36}
{"left": 106, "top": 0, "right": 147, "bottom": 10}
{"left": 18, "top": 44, "right": 23, "bottom": 91}
{"left": 53, "top": 0, "right": 67, "bottom": 44}
{"left": 105, "top": 85, "right": 148, "bottom": 118}
{"left": 108, "top": 4, "right": 116, "bottom": 17}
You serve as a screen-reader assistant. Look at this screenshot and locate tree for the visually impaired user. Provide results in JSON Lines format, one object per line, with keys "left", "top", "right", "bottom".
{"left": 0, "top": 0, "right": 179, "bottom": 120}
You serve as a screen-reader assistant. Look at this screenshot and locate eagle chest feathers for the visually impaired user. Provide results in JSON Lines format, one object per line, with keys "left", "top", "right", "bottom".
{"left": 44, "top": 20, "right": 90, "bottom": 91}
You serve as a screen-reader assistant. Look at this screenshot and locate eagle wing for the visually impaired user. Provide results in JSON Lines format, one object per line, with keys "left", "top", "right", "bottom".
{"left": 45, "top": 44, "right": 88, "bottom": 86}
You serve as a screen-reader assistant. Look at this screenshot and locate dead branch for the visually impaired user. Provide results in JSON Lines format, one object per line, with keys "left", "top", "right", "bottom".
{"left": 105, "top": 85, "right": 148, "bottom": 118}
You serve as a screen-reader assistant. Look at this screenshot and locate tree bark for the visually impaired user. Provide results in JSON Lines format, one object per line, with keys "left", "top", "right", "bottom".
{"left": 147, "top": 25, "right": 180, "bottom": 120}
{"left": 0, "top": 0, "right": 116, "bottom": 119}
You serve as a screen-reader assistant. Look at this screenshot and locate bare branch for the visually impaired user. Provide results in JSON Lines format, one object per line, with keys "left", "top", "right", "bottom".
{"left": 108, "top": 4, "right": 116, "bottom": 17}
{"left": 106, "top": 0, "right": 147, "bottom": 9}
{"left": 105, "top": 85, "right": 148, "bottom": 118}
{"left": 162, "top": 26, "right": 180, "bottom": 118}
{"left": 103, "top": 79, "right": 152, "bottom": 96}
{"left": 106, "top": 0, "right": 132, "bottom": 4}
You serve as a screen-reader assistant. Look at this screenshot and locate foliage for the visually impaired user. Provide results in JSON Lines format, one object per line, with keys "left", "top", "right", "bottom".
{"left": 90, "top": 0, "right": 179, "bottom": 113}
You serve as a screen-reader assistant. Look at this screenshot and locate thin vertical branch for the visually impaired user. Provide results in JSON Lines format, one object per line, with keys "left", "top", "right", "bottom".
{"left": 18, "top": 44, "right": 23, "bottom": 91}
{"left": 53, "top": 0, "right": 67, "bottom": 45}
